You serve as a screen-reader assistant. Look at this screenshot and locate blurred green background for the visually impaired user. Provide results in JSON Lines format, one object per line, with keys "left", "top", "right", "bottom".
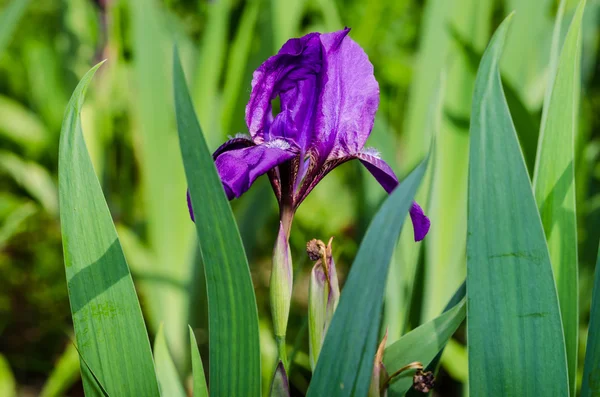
{"left": 1, "top": 0, "right": 600, "bottom": 395}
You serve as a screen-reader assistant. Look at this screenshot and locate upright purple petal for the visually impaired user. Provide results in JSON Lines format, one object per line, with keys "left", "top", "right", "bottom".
{"left": 311, "top": 28, "right": 379, "bottom": 163}
{"left": 246, "top": 33, "right": 322, "bottom": 146}
{"left": 215, "top": 139, "right": 298, "bottom": 199}
{"left": 357, "top": 150, "right": 430, "bottom": 242}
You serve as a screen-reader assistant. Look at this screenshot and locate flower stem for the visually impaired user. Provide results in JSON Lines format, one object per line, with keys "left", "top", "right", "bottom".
{"left": 276, "top": 335, "right": 288, "bottom": 370}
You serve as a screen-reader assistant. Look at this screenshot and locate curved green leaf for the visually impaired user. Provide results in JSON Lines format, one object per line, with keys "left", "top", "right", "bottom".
{"left": 189, "top": 326, "right": 208, "bottom": 397}
{"left": 58, "top": 63, "right": 160, "bottom": 396}
{"left": 154, "top": 324, "right": 186, "bottom": 397}
{"left": 384, "top": 298, "right": 466, "bottom": 396}
{"left": 582, "top": 242, "right": 600, "bottom": 397}
{"left": 467, "top": 14, "right": 569, "bottom": 396}
{"left": 533, "top": 2, "right": 586, "bottom": 394}
{"left": 173, "top": 49, "right": 261, "bottom": 397}
{"left": 307, "top": 157, "right": 429, "bottom": 397}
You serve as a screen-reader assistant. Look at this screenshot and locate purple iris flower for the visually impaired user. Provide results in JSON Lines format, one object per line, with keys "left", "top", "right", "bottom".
{"left": 189, "top": 28, "right": 430, "bottom": 241}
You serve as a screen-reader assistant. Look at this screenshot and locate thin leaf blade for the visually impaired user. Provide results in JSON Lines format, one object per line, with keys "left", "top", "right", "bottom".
{"left": 154, "top": 324, "right": 186, "bottom": 397}
{"left": 189, "top": 326, "right": 208, "bottom": 397}
{"left": 582, "top": 242, "right": 600, "bottom": 397}
{"left": 173, "top": 49, "right": 261, "bottom": 397}
{"left": 307, "top": 157, "right": 429, "bottom": 397}
{"left": 384, "top": 298, "right": 466, "bottom": 396}
{"left": 532, "top": 2, "right": 585, "bottom": 394}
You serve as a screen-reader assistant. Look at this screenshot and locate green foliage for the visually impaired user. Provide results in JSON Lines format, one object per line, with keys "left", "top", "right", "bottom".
{"left": 173, "top": 49, "right": 261, "bottom": 397}
{"left": 58, "top": 62, "right": 160, "bottom": 396}
{"left": 582, "top": 242, "right": 600, "bottom": 397}
{"left": 307, "top": 156, "right": 429, "bottom": 396}
{"left": 189, "top": 326, "right": 209, "bottom": 397}
{"left": 2, "top": 0, "right": 600, "bottom": 395}
{"left": 533, "top": 1, "right": 586, "bottom": 393}
{"left": 467, "top": 14, "right": 569, "bottom": 395}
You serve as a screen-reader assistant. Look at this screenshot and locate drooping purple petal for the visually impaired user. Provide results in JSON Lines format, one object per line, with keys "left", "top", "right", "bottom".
{"left": 409, "top": 202, "right": 430, "bottom": 242}
{"left": 246, "top": 33, "right": 322, "bottom": 145}
{"left": 215, "top": 139, "right": 298, "bottom": 199}
{"left": 311, "top": 28, "right": 379, "bottom": 163}
{"left": 357, "top": 150, "right": 430, "bottom": 242}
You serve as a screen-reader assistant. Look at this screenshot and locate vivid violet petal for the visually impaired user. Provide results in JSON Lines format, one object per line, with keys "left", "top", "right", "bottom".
{"left": 409, "top": 201, "right": 430, "bottom": 242}
{"left": 215, "top": 140, "right": 298, "bottom": 199}
{"left": 312, "top": 28, "right": 379, "bottom": 163}
{"left": 357, "top": 151, "right": 430, "bottom": 241}
{"left": 246, "top": 33, "right": 321, "bottom": 144}
{"left": 187, "top": 136, "right": 256, "bottom": 222}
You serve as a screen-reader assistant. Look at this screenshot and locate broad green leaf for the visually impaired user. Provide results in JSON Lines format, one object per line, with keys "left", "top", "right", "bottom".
{"left": 130, "top": 0, "right": 195, "bottom": 368}
{"left": 532, "top": 2, "right": 585, "bottom": 394}
{"left": 189, "top": 326, "right": 208, "bottom": 397}
{"left": 384, "top": 299, "right": 466, "bottom": 396}
{"left": 582, "top": 242, "right": 600, "bottom": 397}
{"left": 0, "top": 0, "right": 30, "bottom": 58}
{"left": 173, "top": 49, "right": 261, "bottom": 397}
{"left": 40, "top": 341, "right": 81, "bottom": 397}
{"left": 58, "top": 63, "right": 160, "bottom": 397}
{"left": 467, "top": 15, "right": 569, "bottom": 396}
{"left": 422, "top": 0, "right": 494, "bottom": 322}
{"left": 154, "top": 324, "right": 186, "bottom": 397}
{"left": 306, "top": 157, "right": 429, "bottom": 397}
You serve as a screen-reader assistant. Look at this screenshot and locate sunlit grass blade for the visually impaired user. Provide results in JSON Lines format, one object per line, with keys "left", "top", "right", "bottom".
{"left": 40, "top": 341, "right": 81, "bottom": 397}
{"left": 0, "top": 354, "right": 16, "bottom": 397}
{"left": 501, "top": 0, "right": 554, "bottom": 109}
{"left": 58, "top": 62, "right": 160, "bottom": 396}
{"left": 467, "top": 14, "right": 569, "bottom": 395}
{"left": 0, "top": 0, "right": 30, "bottom": 58}
{"left": 532, "top": 2, "right": 585, "bottom": 394}
{"left": 154, "top": 324, "right": 186, "bottom": 397}
{"left": 0, "top": 95, "right": 49, "bottom": 153}
{"left": 271, "top": 0, "right": 304, "bottom": 49}
{"left": 388, "top": 73, "right": 443, "bottom": 340}
{"left": 307, "top": 156, "right": 429, "bottom": 397}
{"left": 421, "top": 0, "right": 493, "bottom": 322}
{"left": 405, "top": 280, "right": 466, "bottom": 397}
{"left": 189, "top": 326, "right": 208, "bottom": 397}
{"left": 0, "top": 151, "right": 58, "bottom": 216}
{"left": 0, "top": 201, "right": 36, "bottom": 250}
{"left": 384, "top": 298, "right": 465, "bottom": 396}
{"left": 582, "top": 242, "right": 600, "bottom": 397}
{"left": 220, "top": 0, "right": 260, "bottom": 136}
{"left": 193, "top": 0, "right": 231, "bottom": 148}
{"left": 173, "top": 49, "right": 261, "bottom": 397}
{"left": 129, "top": 0, "right": 194, "bottom": 367}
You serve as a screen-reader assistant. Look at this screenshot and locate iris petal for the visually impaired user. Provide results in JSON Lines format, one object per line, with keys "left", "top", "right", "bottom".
{"left": 357, "top": 151, "right": 430, "bottom": 241}
{"left": 215, "top": 140, "right": 298, "bottom": 199}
